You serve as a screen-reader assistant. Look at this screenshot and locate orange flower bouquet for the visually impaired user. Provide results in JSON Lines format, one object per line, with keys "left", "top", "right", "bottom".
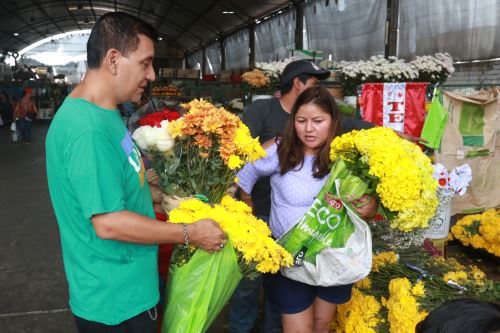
{"left": 142, "top": 98, "right": 265, "bottom": 204}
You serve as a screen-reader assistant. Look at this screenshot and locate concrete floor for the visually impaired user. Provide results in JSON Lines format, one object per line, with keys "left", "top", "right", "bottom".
{"left": 0, "top": 121, "right": 243, "bottom": 333}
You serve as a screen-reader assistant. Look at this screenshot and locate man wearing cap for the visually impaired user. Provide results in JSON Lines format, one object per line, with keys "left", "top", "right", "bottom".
{"left": 228, "top": 59, "right": 373, "bottom": 333}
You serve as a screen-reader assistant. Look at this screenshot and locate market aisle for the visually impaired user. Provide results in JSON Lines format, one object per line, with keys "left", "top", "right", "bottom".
{"left": 0, "top": 121, "right": 75, "bottom": 332}
{"left": 0, "top": 121, "right": 238, "bottom": 333}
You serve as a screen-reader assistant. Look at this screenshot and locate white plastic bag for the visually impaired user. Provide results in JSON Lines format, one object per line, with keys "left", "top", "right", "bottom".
{"left": 280, "top": 181, "right": 372, "bottom": 287}
{"left": 11, "top": 129, "right": 19, "bottom": 142}
{"left": 11, "top": 122, "right": 19, "bottom": 142}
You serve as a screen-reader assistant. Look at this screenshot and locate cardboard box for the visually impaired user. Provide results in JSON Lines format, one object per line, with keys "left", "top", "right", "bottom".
{"left": 159, "top": 68, "right": 176, "bottom": 78}
{"left": 219, "top": 70, "right": 232, "bottom": 83}
{"left": 177, "top": 69, "right": 200, "bottom": 79}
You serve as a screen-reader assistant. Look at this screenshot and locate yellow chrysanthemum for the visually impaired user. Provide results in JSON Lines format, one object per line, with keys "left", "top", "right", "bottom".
{"left": 443, "top": 271, "right": 468, "bottom": 284}
{"left": 451, "top": 209, "right": 500, "bottom": 257}
{"left": 168, "top": 196, "right": 292, "bottom": 275}
{"left": 372, "top": 251, "right": 398, "bottom": 272}
{"left": 329, "top": 127, "right": 438, "bottom": 231}
{"left": 332, "top": 288, "right": 382, "bottom": 333}
{"left": 227, "top": 155, "right": 244, "bottom": 170}
{"left": 411, "top": 281, "right": 425, "bottom": 297}
{"left": 386, "top": 278, "right": 427, "bottom": 333}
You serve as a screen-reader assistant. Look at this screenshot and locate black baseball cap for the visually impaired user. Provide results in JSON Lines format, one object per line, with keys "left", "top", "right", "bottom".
{"left": 280, "top": 59, "right": 330, "bottom": 86}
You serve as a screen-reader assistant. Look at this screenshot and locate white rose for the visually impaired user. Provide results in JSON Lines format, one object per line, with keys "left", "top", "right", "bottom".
{"left": 156, "top": 138, "right": 174, "bottom": 152}
{"left": 132, "top": 126, "right": 157, "bottom": 151}
{"left": 155, "top": 127, "right": 174, "bottom": 153}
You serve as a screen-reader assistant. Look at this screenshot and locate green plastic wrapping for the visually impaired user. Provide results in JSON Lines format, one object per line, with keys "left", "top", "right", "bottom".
{"left": 161, "top": 239, "right": 242, "bottom": 333}
{"left": 421, "top": 89, "right": 449, "bottom": 149}
{"left": 279, "top": 159, "right": 369, "bottom": 265}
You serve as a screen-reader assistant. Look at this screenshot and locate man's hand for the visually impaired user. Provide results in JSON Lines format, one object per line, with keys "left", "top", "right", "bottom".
{"left": 351, "top": 194, "right": 378, "bottom": 219}
{"left": 188, "top": 218, "right": 227, "bottom": 252}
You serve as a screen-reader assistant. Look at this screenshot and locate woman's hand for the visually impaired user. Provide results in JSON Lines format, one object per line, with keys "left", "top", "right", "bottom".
{"left": 146, "top": 168, "right": 160, "bottom": 185}
{"left": 238, "top": 188, "right": 255, "bottom": 214}
{"left": 351, "top": 194, "right": 378, "bottom": 219}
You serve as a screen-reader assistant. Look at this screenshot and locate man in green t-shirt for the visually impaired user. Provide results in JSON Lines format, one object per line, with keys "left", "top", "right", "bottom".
{"left": 46, "top": 12, "right": 227, "bottom": 333}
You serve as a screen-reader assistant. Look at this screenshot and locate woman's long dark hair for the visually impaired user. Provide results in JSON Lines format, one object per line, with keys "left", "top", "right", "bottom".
{"left": 277, "top": 86, "right": 341, "bottom": 178}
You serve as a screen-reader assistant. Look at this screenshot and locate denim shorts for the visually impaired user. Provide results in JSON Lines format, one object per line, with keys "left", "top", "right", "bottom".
{"left": 263, "top": 271, "right": 353, "bottom": 314}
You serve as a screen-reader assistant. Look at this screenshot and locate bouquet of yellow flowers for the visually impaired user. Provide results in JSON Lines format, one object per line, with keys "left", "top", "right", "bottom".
{"left": 169, "top": 196, "right": 293, "bottom": 275}
{"left": 277, "top": 127, "right": 437, "bottom": 287}
{"left": 162, "top": 196, "right": 292, "bottom": 333}
{"left": 450, "top": 209, "right": 500, "bottom": 257}
{"left": 329, "top": 127, "right": 438, "bottom": 231}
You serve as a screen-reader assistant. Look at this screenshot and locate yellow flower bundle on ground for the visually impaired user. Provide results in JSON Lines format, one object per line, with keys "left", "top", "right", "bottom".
{"left": 330, "top": 249, "right": 500, "bottom": 333}
{"left": 329, "top": 127, "right": 438, "bottom": 231}
{"left": 450, "top": 208, "right": 500, "bottom": 257}
{"left": 162, "top": 196, "right": 292, "bottom": 333}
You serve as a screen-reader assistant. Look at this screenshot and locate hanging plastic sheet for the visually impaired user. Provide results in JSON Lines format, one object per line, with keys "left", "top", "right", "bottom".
{"left": 255, "top": 9, "right": 295, "bottom": 62}
{"left": 303, "top": 0, "right": 385, "bottom": 61}
{"left": 398, "top": 0, "right": 500, "bottom": 61}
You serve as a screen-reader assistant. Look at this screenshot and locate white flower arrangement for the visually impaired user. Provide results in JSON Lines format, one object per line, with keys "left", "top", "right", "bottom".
{"left": 228, "top": 98, "right": 244, "bottom": 112}
{"left": 132, "top": 119, "right": 174, "bottom": 154}
{"left": 255, "top": 57, "right": 299, "bottom": 80}
{"left": 329, "top": 53, "right": 455, "bottom": 95}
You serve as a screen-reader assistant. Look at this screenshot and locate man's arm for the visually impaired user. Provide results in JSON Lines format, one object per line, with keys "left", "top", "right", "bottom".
{"left": 91, "top": 211, "right": 226, "bottom": 252}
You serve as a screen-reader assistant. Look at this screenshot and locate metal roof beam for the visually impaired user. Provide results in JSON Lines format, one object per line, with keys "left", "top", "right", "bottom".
{"left": 87, "top": 0, "right": 97, "bottom": 22}
{"left": 29, "top": 0, "right": 65, "bottom": 34}
{"left": 155, "top": 1, "right": 175, "bottom": 30}
{"left": 62, "top": 0, "right": 84, "bottom": 30}
{"left": 154, "top": 0, "right": 219, "bottom": 34}
{"left": 171, "top": 0, "right": 219, "bottom": 44}
{"left": 221, "top": 0, "right": 252, "bottom": 22}
{"left": 0, "top": 3, "right": 47, "bottom": 40}
{"left": 137, "top": 0, "right": 145, "bottom": 18}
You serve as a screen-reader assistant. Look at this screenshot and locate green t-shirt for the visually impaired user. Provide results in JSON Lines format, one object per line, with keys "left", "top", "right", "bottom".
{"left": 46, "top": 97, "right": 158, "bottom": 325}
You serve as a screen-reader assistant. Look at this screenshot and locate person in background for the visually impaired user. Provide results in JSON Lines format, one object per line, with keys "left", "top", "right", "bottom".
{"left": 14, "top": 87, "right": 37, "bottom": 144}
{"left": 237, "top": 86, "right": 377, "bottom": 333}
{"left": 0, "top": 91, "right": 14, "bottom": 127}
{"left": 45, "top": 12, "right": 226, "bottom": 333}
{"left": 228, "top": 59, "right": 373, "bottom": 333}
{"left": 416, "top": 298, "right": 500, "bottom": 333}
